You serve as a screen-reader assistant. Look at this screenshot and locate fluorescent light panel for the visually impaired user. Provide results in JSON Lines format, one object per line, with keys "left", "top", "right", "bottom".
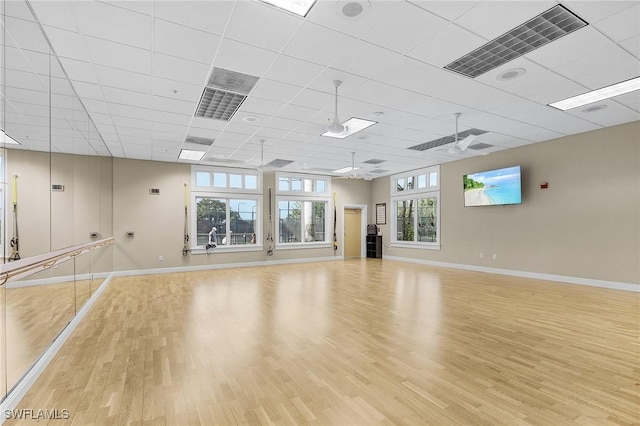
{"left": 333, "top": 166, "right": 361, "bottom": 174}
{"left": 179, "top": 149, "right": 205, "bottom": 161}
{"left": 322, "top": 117, "right": 377, "bottom": 139}
{"left": 549, "top": 76, "right": 640, "bottom": 110}
{"left": 260, "top": 0, "right": 316, "bottom": 16}
{"left": 1, "top": 129, "right": 21, "bottom": 145}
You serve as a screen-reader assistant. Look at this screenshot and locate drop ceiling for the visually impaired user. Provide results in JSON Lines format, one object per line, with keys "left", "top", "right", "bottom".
{"left": 2, "top": 0, "right": 639, "bottom": 177}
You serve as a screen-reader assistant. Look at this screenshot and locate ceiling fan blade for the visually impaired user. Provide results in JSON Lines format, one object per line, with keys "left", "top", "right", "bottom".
{"left": 457, "top": 134, "right": 476, "bottom": 152}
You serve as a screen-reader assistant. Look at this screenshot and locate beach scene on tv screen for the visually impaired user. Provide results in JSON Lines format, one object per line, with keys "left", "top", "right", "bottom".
{"left": 464, "top": 166, "right": 522, "bottom": 206}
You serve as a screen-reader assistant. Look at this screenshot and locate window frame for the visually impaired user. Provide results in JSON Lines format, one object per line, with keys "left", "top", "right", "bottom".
{"left": 190, "top": 166, "right": 263, "bottom": 253}
{"left": 275, "top": 172, "right": 332, "bottom": 250}
{"left": 390, "top": 166, "right": 441, "bottom": 250}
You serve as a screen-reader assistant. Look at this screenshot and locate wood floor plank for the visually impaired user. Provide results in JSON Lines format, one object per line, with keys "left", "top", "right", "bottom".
{"left": 4, "top": 260, "right": 639, "bottom": 425}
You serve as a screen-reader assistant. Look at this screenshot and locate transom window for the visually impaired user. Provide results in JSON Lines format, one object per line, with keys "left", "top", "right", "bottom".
{"left": 391, "top": 166, "right": 440, "bottom": 249}
{"left": 191, "top": 166, "right": 262, "bottom": 252}
{"left": 275, "top": 173, "right": 331, "bottom": 248}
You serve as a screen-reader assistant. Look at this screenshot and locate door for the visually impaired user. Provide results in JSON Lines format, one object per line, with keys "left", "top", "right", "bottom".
{"left": 344, "top": 208, "right": 361, "bottom": 258}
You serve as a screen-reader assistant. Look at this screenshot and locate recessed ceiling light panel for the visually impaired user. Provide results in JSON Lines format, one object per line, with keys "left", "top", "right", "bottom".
{"left": 322, "top": 117, "right": 377, "bottom": 139}
{"left": 260, "top": 0, "right": 317, "bottom": 17}
{"left": 549, "top": 76, "right": 640, "bottom": 110}
{"left": 1, "top": 129, "right": 21, "bottom": 145}
{"left": 179, "top": 149, "right": 205, "bottom": 161}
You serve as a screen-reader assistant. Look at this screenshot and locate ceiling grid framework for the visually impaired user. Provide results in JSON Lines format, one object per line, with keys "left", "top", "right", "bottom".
{"left": 1, "top": 0, "right": 638, "bottom": 175}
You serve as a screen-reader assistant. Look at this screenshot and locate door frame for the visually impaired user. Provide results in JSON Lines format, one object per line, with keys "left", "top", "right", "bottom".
{"left": 342, "top": 204, "right": 367, "bottom": 258}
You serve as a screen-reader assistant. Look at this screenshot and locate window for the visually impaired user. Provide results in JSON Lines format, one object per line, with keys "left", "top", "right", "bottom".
{"left": 276, "top": 173, "right": 331, "bottom": 248}
{"left": 191, "top": 166, "right": 261, "bottom": 252}
{"left": 391, "top": 166, "right": 440, "bottom": 249}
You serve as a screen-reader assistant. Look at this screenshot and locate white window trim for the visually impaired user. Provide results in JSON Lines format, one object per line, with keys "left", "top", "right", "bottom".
{"left": 191, "top": 192, "right": 263, "bottom": 252}
{"left": 390, "top": 166, "right": 441, "bottom": 249}
{"left": 192, "top": 165, "right": 262, "bottom": 194}
{"left": 275, "top": 195, "right": 331, "bottom": 248}
{"left": 275, "top": 172, "right": 330, "bottom": 197}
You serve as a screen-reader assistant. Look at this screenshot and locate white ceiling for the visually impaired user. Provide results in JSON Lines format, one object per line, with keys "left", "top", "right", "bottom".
{"left": 2, "top": 0, "right": 639, "bottom": 177}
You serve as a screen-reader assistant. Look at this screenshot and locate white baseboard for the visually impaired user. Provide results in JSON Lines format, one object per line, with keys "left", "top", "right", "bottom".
{"left": 0, "top": 273, "right": 115, "bottom": 424}
{"left": 112, "top": 255, "right": 344, "bottom": 278}
{"left": 383, "top": 255, "right": 639, "bottom": 292}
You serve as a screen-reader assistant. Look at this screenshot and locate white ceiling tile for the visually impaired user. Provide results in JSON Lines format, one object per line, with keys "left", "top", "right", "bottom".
{"left": 594, "top": 3, "right": 640, "bottom": 43}
{"left": 113, "top": 115, "right": 152, "bottom": 130}
{"left": 226, "top": 1, "right": 303, "bottom": 52}
{"left": 97, "top": 1, "right": 154, "bottom": 16}
{"left": 58, "top": 58, "right": 99, "bottom": 84}
{"left": 552, "top": 45, "right": 636, "bottom": 84}
{"left": 30, "top": 1, "right": 78, "bottom": 32}
{"left": 250, "top": 79, "right": 302, "bottom": 103}
{"left": 578, "top": 58, "right": 640, "bottom": 90}
{"left": 72, "top": 81, "right": 105, "bottom": 101}
{"left": 407, "top": 1, "right": 478, "bottom": 21}
{"left": 214, "top": 38, "right": 279, "bottom": 78}
{"left": 154, "top": 1, "right": 233, "bottom": 35}
{"left": 4, "top": 0, "right": 37, "bottom": 21}
{"left": 454, "top": 1, "right": 555, "bottom": 40}
{"left": 153, "top": 111, "right": 192, "bottom": 126}
{"left": 85, "top": 36, "right": 151, "bottom": 74}
{"left": 3, "top": 47, "right": 49, "bottom": 75}
{"left": 526, "top": 79, "right": 588, "bottom": 106}
{"left": 153, "top": 53, "right": 210, "bottom": 86}
{"left": 284, "top": 22, "right": 358, "bottom": 66}
{"left": 71, "top": 1, "right": 152, "bottom": 49}
{"left": 153, "top": 96, "right": 196, "bottom": 116}
{"left": 289, "top": 89, "right": 334, "bottom": 111}
{"left": 620, "top": 35, "right": 640, "bottom": 59}
{"left": 407, "top": 23, "right": 485, "bottom": 68}
{"left": 89, "top": 112, "right": 115, "bottom": 125}
{"left": 276, "top": 104, "right": 318, "bottom": 122}
{"left": 614, "top": 92, "right": 640, "bottom": 112}
{"left": 107, "top": 102, "right": 152, "bottom": 120}
{"left": 239, "top": 97, "right": 286, "bottom": 116}
{"left": 306, "top": 0, "right": 400, "bottom": 40}
{"left": 102, "top": 86, "right": 153, "bottom": 109}
{"left": 82, "top": 99, "right": 111, "bottom": 114}
{"left": 153, "top": 19, "right": 221, "bottom": 64}
{"left": 264, "top": 55, "right": 326, "bottom": 88}
{"left": 347, "top": 81, "right": 431, "bottom": 112}
{"left": 95, "top": 65, "right": 152, "bottom": 94}
{"left": 562, "top": 1, "right": 637, "bottom": 24}
{"left": 152, "top": 121, "right": 186, "bottom": 136}
{"left": 190, "top": 117, "right": 229, "bottom": 132}
{"left": 152, "top": 77, "right": 202, "bottom": 103}
{"left": 4, "top": 17, "right": 52, "bottom": 53}
{"left": 45, "top": 27, "right": 91, "bottom": 62}
{"left": 252, "top": 127, "right": 290, "bottom": 140}
{"left": 526, "top": 26, "right": 613, "bottom": 70}
{"left": 566, "top": 101, "right": 639, "bottom": 127}
{"left": 330, "top": 40, "right": 403, "bottom": 80}
{"left": 360, "top": 2, "right": 448, "bottom": 54}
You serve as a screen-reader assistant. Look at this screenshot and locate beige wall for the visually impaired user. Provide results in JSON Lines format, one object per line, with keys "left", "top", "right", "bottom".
{"left": 374, "top": 121, "right": 640, "bottom": 285}
{"left": 112, "top": 160, "right": 374, "bottom": 271}
{"left": 5, "top": 150, "right": 114, "bottom": 273}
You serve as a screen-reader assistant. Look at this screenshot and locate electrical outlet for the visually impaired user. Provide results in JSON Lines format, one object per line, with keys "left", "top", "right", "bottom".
{"left": 492, "top": 254, "right": 497, "bottom": 260}
{"left": 158, "top": 256, "right": 163, "bottom": 261}
{"left": 480, "top": 252, "right": 484, "bottom": 259}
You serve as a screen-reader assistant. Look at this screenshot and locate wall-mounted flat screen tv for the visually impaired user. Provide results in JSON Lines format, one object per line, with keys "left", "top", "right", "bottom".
{"left": 463, "top": 165, "right": 522, "bottom": 207}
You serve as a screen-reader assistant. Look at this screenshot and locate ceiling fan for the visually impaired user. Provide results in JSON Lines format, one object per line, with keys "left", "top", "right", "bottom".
{"left": 337, "top": 151, "right": 364, "bottom": 179}
{"left": 445, "top": 112, "right": 476, "bottom": 154}
{"left": 245, "top": 139, "right": 269, "bottom": 170}
{"left": 327, "top": 80, "right": 345, "bottom": 134}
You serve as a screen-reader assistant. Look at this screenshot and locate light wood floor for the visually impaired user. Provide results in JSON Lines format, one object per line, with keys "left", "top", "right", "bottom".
{"left": 5, "top": 260, "right": 639, "bottom": 425}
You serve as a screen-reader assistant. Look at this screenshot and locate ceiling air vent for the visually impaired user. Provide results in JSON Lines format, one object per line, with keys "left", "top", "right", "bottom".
{"left": 369, "top": 169, "right": 388, "bottom": 174}
{"left": 445, "top": 5, "right": 587, "bottom": 78}
{"left": 195, "top": 67, "right": 259, "bottom": 121}
{"left": 265, "top": 159, "right": 294, "bottom": 168}
{"left": 185, "top": 136, "right": 215, "bottom": 146}
{"left": 408, "top": 129, "right": 488, "bottom": 151}
{"left": 363, "top": 159, "right": 386, "bottom": 164}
